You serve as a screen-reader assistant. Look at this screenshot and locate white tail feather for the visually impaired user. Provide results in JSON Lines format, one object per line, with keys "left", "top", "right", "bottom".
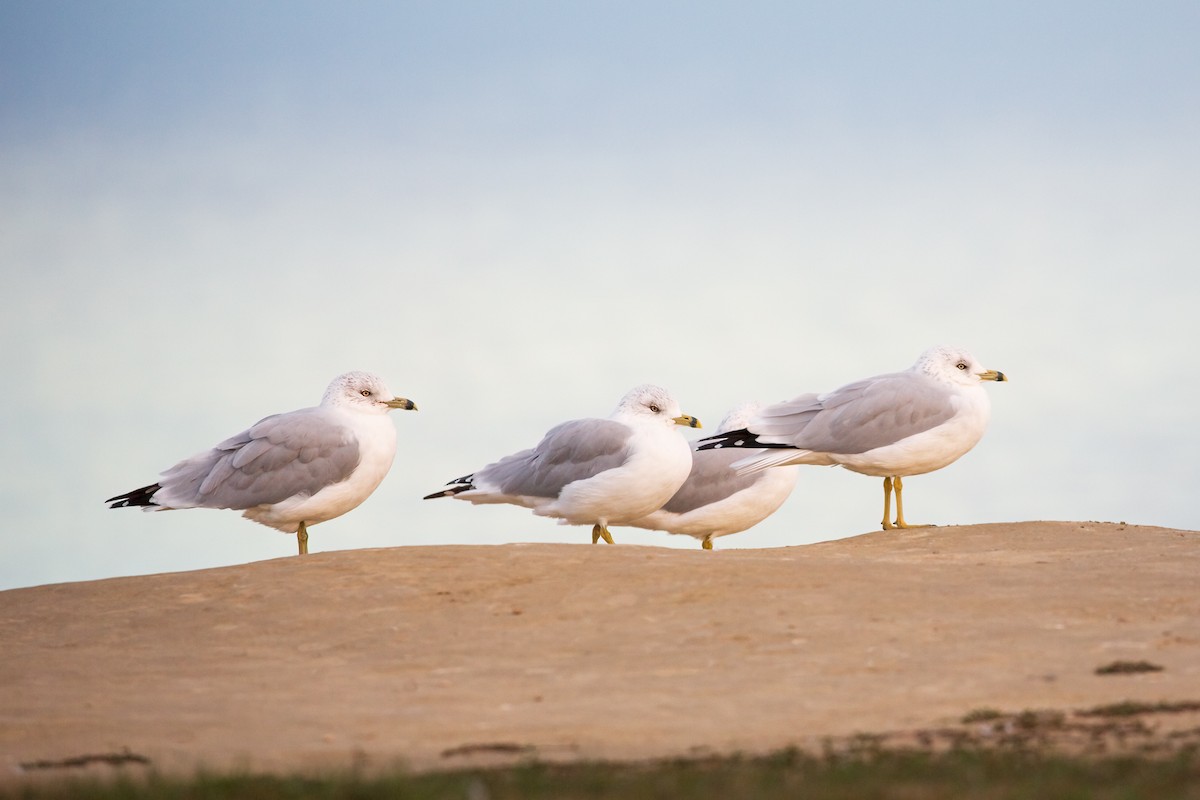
{"left": 732, "top": 449, "right": 808, "bottom": 475}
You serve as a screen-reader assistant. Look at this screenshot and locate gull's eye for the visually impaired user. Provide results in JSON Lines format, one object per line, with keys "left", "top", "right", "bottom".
{"left": 956, "top": 362, "right": 968, "bottom": 371}
{"left": 360, "top": 389, "right": 372, "bottom": 397}
{"left": 649, "top": 403, "right": 661, "bottom": 413}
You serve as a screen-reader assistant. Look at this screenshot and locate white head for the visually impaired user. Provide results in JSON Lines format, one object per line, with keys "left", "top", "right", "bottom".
{"left": 911, "top": 346, "right": 1007, "bottom": 387}
{"left": 611, "top": 384, "right": 702, "bottom": 429}
{"left": 715, "top": 401, "right": 762, "bottom": 434}
{"left": 321, "top": 371, "right": 418, "bottom": 414}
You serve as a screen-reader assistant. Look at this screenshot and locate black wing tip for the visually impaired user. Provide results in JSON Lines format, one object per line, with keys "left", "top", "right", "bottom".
{"left": 423, "top": 475, "right": 475, "bottom": 500}
{"left": 106, "top": 483, "right": 162, "bottom": 509}
{"left": 696, "top": 428, "right": 795, "bottom": 451}
{"left": 697, "top": 428, "right": 752, "bottom": 450}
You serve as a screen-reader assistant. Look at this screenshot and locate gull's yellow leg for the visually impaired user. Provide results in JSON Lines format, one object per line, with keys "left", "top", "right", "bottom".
{"left": 297, "top": 522, "right": 309, "bottom": 555}
{"left": 591, "top": 524, "right": 615, "bottom": 545}
{"left": 881, "top": 477, "right": 895, "bottom": 530}
{"left": 892, "top": 476, "right": 930, "bottom": 529}
{"left": 702, "top": 535, "right": 713, "bottom": 551}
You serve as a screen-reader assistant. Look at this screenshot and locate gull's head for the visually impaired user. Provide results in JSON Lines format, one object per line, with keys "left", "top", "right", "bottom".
{"left": 715, "top": 401, "right": 762, "bottom": 435}
{"left": 613, "top": 384, "right": 702, "bottom": 429}
{"left": 914, "top": 346, "right": 1008, "bottom": 387}
{"left": 323, "top": 371, "right": 418, "bottom": 414}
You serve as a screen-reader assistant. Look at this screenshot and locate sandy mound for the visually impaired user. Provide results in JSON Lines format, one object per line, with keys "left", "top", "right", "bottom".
{"left": 3, "top": 521, "right": 1198, "bottom": 781}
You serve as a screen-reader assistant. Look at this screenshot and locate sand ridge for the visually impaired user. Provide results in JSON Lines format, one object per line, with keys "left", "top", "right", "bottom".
{"left": 2, "top": 521, "right": 1198, "bottom": 781}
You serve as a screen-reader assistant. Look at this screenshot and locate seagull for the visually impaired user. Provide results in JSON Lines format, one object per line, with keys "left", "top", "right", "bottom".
{"left": 106, "top": 371, "right": 417, "bottom": 554}
{"left": 624, "top": 402, "right": 800, "bottom": 550}
{"left": 424, "top": 384, "right": 701, "bottom": 545}
{"left": 697, "top": 346, "right": 1006, "bottom": 530}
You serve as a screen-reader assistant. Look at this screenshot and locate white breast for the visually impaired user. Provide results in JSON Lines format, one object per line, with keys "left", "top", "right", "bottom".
{"left": 834, "top": 386, "right": 991, "bottom": 478}
{"left": 543, "top": 420, "right": 693, "bottom": 526}
{"left": 244, "top": 413, "right": 398, "bottom": 531}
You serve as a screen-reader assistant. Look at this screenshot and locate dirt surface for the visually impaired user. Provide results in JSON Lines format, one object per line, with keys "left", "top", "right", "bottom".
{"left": 2, "top": 521, "right": 1199, "bottom": 782}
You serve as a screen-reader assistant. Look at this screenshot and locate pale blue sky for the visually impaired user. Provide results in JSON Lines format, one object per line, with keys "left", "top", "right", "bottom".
{"left": 2, "top": 2, "right": 1197, "bottom": 589}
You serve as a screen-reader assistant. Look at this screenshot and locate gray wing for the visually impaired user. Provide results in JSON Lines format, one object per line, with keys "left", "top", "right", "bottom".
{"left": 157, "top": 408, "right": 361, "bottom": 509}
{"left": 659, "top": 446, "right": 762, "bottom": 515}
{"left": 477, "top": 418, "right": 633, "bottom": 499}
{"left": 755, "top": 372, "right": 957, "bottom": 455}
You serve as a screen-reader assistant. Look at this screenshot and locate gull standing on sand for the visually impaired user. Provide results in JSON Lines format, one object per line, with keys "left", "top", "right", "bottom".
{"left": 625, "top": 403, "right": 800, "bottom": 550}
{"left": 424, "top": 385, "right": 701, "bottom": 545}
{"left": 107, "top": 371, "right": 417, "bottom": 555}
{"left": 698, "top": 346, "right": 1006, "bottom": 530}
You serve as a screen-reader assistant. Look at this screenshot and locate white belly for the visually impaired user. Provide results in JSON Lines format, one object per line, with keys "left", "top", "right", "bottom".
{"left": 835, "top": 398, "right": 989, "bottom": 478}
{"left": 540, "top": 425, "right": 692, "bottom": 526}
{"left": 244, "top": 417, "right": 397, "bottom": 532}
